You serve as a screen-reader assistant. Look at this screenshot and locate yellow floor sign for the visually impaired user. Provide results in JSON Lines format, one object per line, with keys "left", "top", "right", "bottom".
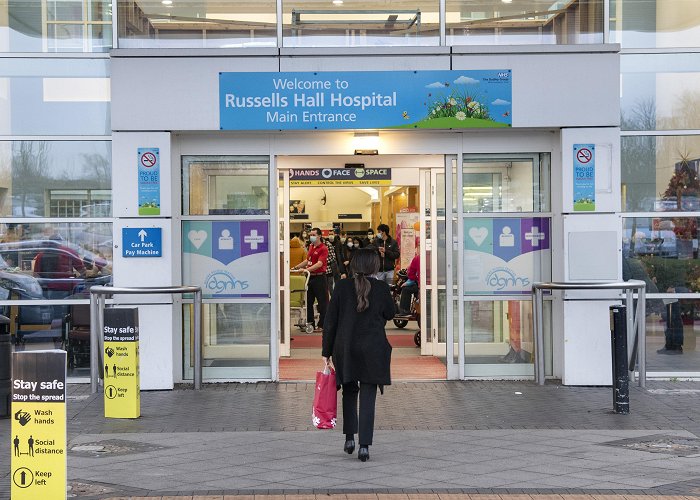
{"left": 11, "top": 350, "right": 67, "bottom": 500}
{"left": 103, "top": 308, "right": 140, "bottom": 418}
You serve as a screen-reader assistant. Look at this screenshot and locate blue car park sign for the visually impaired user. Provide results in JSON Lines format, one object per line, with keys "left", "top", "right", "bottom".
{"left": 122, "top": 228, "right": 163, "bottom": 258}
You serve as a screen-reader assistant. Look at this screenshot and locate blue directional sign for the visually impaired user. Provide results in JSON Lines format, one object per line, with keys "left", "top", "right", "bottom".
{"left": 122, "top": 228, "right": 163, "bottom": 258}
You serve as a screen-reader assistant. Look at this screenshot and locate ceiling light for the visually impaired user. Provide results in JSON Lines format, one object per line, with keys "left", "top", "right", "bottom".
{"left": 332, "top": 0, "right": 344, "bottom": 5}
{"left": 162, "top": 0, "right": 173, "bottom": 5}
{"left": 501, "top": 0, "right": 513, "bottom": 3}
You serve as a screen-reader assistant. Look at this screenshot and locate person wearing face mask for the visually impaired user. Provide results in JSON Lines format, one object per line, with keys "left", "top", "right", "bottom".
{"left": 292, "top": 228, "right": 329, "bottom": 332}
{"left": 363, "top": 229, "right": 375, "bottom": 248}
{"left": 374, "top": 224, "right": 400, "bottom": 285}
{"left": 340, "top": 236, "right": 359, "bottom": 278}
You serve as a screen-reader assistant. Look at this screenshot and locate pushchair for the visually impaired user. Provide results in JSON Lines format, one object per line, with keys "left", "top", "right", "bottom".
{"left": 390, "top": 268, "right": 421, "bottom": 347}
{"left": 290, "top": 269, "right": 313, "bottom": 333}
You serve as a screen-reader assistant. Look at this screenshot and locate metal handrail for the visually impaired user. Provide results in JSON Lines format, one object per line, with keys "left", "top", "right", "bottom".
{"left": 89, "top": 285, "right": 202, "bottom": 394}
{"left": 531, "top": 280, "right": 647, "bottom": 387}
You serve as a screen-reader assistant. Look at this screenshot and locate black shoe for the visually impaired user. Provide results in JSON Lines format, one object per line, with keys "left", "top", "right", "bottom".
{"left": 358, "top": 446, "right": 369, "bottom": 462}
{"left": 657, "top": 347, "right": 683, "bottom": 355}
{"left": 344, "top": 439, "right": 355, "bottom": 454}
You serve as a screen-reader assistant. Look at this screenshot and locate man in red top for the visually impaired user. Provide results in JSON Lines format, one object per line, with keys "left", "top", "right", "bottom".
{"left": 292, "top": 227, "right": 328, "bottom": 332}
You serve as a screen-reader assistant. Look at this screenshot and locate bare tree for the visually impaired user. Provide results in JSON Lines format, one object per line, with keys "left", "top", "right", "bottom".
{"left": 80, "top": 153, "right": 111, "bottom": 188}
{"left": 12, "top": 141, "right": 49, "bottom": 217}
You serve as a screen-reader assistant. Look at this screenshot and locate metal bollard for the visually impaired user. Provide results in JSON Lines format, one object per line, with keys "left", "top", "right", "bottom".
{"left": 610, "top": 305, "right": 629, "bottom": 414}
{"left": 0, "top": 314, "right": 12, "bottom": 418}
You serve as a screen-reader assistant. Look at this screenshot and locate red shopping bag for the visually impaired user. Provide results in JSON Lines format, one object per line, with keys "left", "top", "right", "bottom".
{"left": 312, "top": 366, "right": 337, "bottom": 429}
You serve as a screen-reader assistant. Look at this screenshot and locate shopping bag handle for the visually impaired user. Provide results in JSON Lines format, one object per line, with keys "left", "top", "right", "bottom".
{"left": 322, "top": 357, "right": 333, "bottom": 375}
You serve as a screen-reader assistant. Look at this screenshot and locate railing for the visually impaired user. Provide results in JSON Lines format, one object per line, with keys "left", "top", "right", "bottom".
{"left": 89, "top": 286, "right": 202, "bottom": 394}
{"left": 531, "top": 280, "right": 647, "bottom": 387}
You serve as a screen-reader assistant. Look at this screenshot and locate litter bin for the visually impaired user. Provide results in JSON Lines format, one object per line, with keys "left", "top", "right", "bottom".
{"left": 0, "top": 314, "right": 12, "bottom": 418}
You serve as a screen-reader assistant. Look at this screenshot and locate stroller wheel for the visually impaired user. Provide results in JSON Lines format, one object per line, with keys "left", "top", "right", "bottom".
{"left": 305, "top": 324, "right": 314, "bottom": 334}
{"left": 393, "top": 318, "right": 408, "bottom": 329}
{"left": 414, "top": 331, "right": 421, "bottom": 347}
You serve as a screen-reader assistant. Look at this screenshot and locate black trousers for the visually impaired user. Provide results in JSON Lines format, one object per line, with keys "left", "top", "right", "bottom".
{"left": 342, "top": 382, "right": 378, "bottom": 446}
{"left": 307, "top": 275, "right": 328, "bottom": 328}
{"left": 399, "top": 283, "right": 419, "bottom": 313}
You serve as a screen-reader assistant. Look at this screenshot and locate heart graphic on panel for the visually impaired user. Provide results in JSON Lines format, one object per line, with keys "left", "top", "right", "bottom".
{"left": 468, "top": 227, "right": 488, "bottom": 246}
{"left": 188, "top": 230, "right": 208, "bottom": 249}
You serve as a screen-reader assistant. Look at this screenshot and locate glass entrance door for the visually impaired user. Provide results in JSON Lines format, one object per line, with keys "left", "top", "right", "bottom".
{"left": 459, "top": 153, "right": 553, "bottom": 378}
{"left": 181, "top": 155, "right": 276, "bottom": 381}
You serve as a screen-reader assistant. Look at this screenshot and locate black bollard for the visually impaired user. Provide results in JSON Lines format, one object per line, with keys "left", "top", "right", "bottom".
{"left": 0, "top": 314, "right": 12, "bottom": 418}
{"left": 610, "top": 305, "right": 629, "bottom": 414}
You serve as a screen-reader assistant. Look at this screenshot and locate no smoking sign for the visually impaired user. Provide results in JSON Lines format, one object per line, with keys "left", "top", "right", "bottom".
{"left": 140, "top": 151, "right": 157, "bottom": 168}
{"left": 576, "top": 147, "right": 593, "bottom": 164}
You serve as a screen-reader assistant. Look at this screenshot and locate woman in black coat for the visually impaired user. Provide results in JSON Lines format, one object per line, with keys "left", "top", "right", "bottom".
{"left": 322, "top": 248, "right": 395, "bottom": 462}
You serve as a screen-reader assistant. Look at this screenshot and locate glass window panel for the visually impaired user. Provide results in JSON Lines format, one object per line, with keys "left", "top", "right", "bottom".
{"left": 622, "top": 135, "right": 700, "bottom": 213}
{"left": 0, "top": 59, "right": 110, "bottom": 135}
{"left": 611, "top": 0, "right": 700, "bottom": 49}
{"left": 463, "top": 154, "right": 550, "bottom": 213}
{"left": 47, "top": 23, "right": 84, "bottom": 52}
{"left": 623, "top": 217, "right": 700, "bottom": 294}
{"left": 1, "top": 0, "right": 112, "bottom": 52}
{"left": 0, "top": 141, "right": 111, "bottom": 218}
{"left": 646, "top": 299, "right": 699, "bottom": 371}
{"left": 283, "top": 0, "right": 439, "bottom": 47}
{"left": 89, "top": 1, "right": 112, "bottom": 22}
{"left": 182, "top": 303, "right": 272, "bottom": 380}
{"left": 622, "top": 54, "right": 700, "bottom": 132}
{"left": 182, "top": 156, "right": 270, "bottom": 216}
{"left": 90, "top": 24, "right": 112, "bottom": 52}
{"left": 447, "top": 0, "right": 603, "bottom": 45}
{"left": 0, "top": 222, "right": 113, "bottom": 300}
{"left": 117, "top": 0, "right": 277, "bottom": 49}
{"left": 48, "top": 1, "right": 84, "bottom": 22}
{"left": 8, "top": 304, "right": 92, "bottom": 378}
{"left": 463, "top": 299, "right": 552, "bottom": 375}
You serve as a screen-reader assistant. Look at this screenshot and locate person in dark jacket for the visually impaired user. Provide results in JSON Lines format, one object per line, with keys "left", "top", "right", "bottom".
{"left": 322, "top": 248, "right": 394, "bottom": 462}
{"left": 374, "top": 224, "right": 400, "bottom": 285}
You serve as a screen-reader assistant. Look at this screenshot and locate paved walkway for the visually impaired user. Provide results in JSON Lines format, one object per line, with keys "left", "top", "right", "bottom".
{"left": 2, "top": 380, "right": 700, "bottom": 499}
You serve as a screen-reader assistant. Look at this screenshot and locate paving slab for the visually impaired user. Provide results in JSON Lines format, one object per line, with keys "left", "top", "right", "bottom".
{"left": 2, "top": 381, "right": 700, "bottom": 498}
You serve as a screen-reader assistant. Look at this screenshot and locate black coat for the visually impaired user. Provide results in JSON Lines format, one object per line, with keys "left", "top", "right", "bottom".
{"left": 322, "top": 277, "right": 394, "bottom": 388}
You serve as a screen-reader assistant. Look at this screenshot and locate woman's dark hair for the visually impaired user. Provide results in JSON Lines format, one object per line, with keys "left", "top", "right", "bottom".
{"left": 352, "top": 237, "right": 363, "bottom": 248}
{"left": 351, "top": 248, "right": 380, "bottom": 312}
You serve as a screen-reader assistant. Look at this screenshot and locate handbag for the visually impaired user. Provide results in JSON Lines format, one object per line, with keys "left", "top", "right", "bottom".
{"left": 312, "top": 364, "right": 337, "bottom": 429}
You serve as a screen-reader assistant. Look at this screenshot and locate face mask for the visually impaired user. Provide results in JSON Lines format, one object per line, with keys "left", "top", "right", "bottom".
{"left": 367, "top": 233, "right": 374, "bottom": 238}
{"left": 302, "top": 233, "right": 307, "bottom": 238}
{"left": 377, "top": 232, "right": 384, "bottom": 239}
{"left": 309, "top": 235, "right": 317, "bottom": 243}
{"left": 347, "top": 241, "right": 353, "bottom": 248}
{"left": 328, "top": 235, "right": 335, "bottom": 242}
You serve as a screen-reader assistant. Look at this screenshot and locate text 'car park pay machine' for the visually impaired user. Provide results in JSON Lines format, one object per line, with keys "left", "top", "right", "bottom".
{"left": 103, "top": 308, "right": 140, "bottom": 419}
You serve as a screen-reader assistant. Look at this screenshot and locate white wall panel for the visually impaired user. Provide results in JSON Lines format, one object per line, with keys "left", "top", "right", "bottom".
{"left": 112, "top": 49, "right": 619, "bottom": 132}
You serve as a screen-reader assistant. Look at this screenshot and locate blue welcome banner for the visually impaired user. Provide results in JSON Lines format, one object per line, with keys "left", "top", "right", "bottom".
{"left": 220, "top": 70, "right": 512, "bottom": 131}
